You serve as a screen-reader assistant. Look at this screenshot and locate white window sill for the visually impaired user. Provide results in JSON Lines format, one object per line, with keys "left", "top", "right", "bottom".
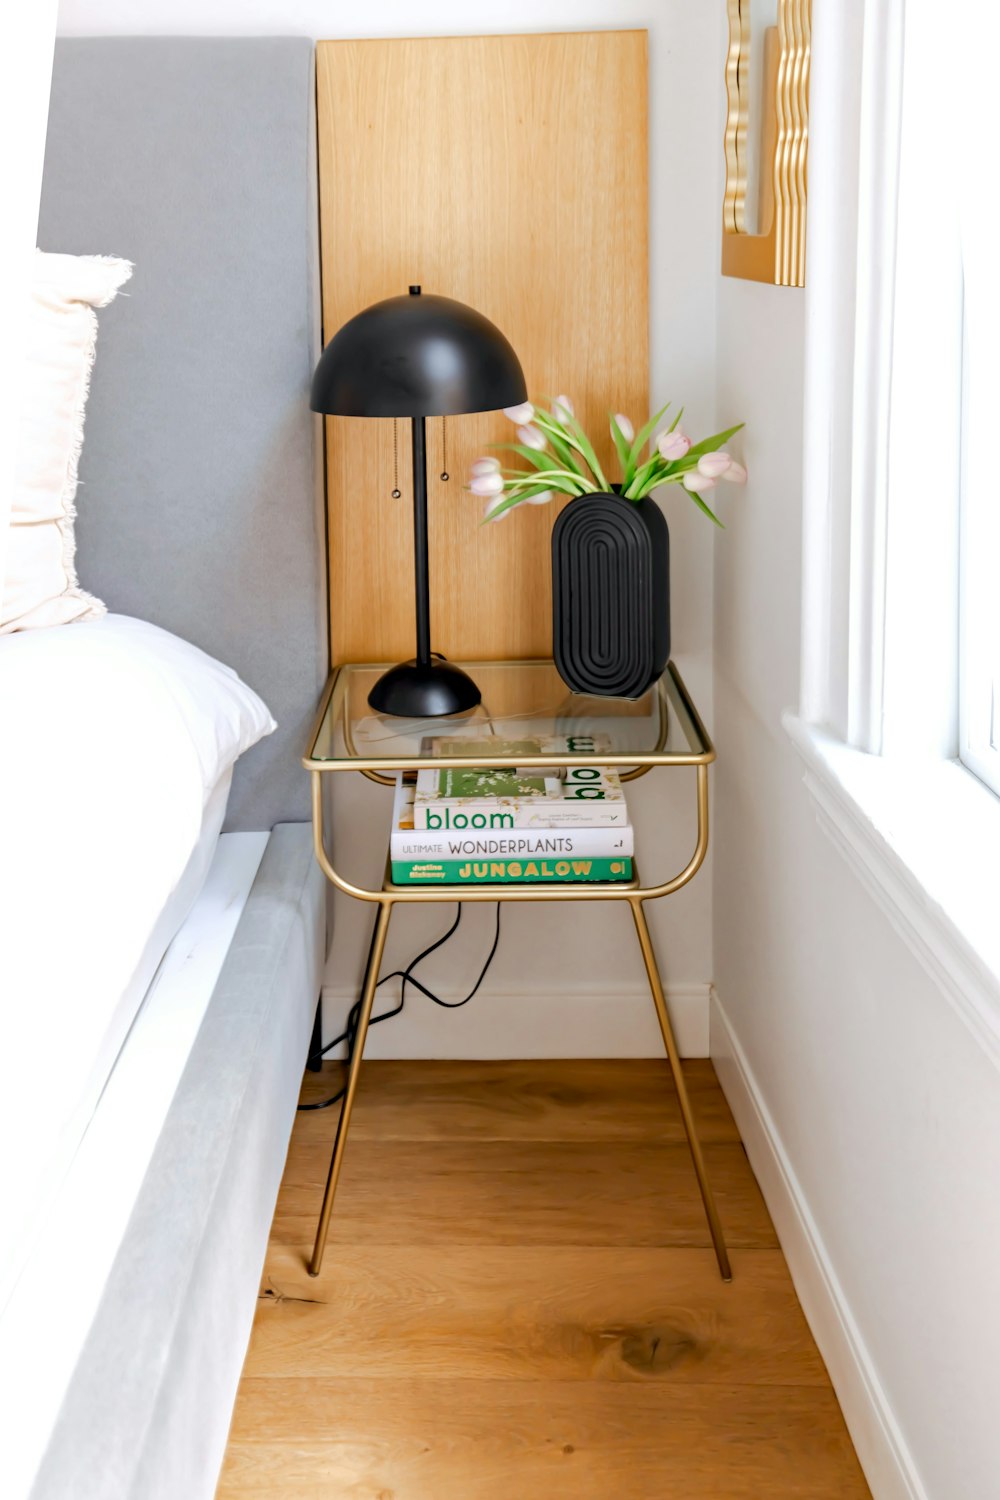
{"left": 783, "top": 713, "right": 1000, "bottom": 1068}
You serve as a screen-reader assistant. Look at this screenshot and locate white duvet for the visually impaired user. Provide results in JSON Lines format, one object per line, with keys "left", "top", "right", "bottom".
{"left": 0, "top": 615, "right": 274, "bottom": 1310}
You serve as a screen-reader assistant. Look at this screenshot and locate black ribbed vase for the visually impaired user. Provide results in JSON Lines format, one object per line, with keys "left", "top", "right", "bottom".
{"left": 551, "top": 490, "right": 670, "bottom": 698}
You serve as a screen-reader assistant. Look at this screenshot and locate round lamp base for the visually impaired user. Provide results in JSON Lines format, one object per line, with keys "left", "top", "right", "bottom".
{"left": 367, "top": 659, "right": 482, "bottom": 718}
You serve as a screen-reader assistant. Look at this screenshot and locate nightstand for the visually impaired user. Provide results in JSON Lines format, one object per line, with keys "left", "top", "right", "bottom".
{"left": 303, "top": 659, "right": 729, "bottom": 1280}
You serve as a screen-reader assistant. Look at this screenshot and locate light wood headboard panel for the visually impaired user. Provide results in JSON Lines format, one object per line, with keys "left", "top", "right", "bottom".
{"left": 317, "top": 32, "right": 648, "bottom": 665}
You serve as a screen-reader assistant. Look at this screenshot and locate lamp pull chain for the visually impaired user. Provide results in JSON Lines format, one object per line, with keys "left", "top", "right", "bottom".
{"left": 440, "top": 416, "right": 449, "bottom": 482}
{"left": 391, "top": 419, "right": 401, "bottom": 498}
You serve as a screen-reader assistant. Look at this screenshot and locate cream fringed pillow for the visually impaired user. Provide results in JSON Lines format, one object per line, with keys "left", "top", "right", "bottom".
{"left": 1, "top": 251, "right": 133, "bottom": 633}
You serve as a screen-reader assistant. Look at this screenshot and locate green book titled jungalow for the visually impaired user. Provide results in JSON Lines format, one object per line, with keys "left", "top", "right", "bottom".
{"left": 391, "top": 855, "right": 632, "bottom": 885}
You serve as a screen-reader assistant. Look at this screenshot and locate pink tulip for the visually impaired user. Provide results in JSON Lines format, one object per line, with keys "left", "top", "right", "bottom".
{"left": 553, "top": 394, "right": 575, "bottom": 422}
{"left": 683, "top": 471, "right": 717, "bottom": 493}
{"left": 503, "top": 401, "right": 534, "bottom": 424}
{"left": 613, "top": 413, "right": 635, "bottom": 443}
{"left": 721, "top": 459, "right": 748, "bottom": 483}
{"left": 516, "top": 424, "right": 548, "bottom": 451}
{"left": 470, "top": 471, "right": 505, "bottom": 497}
{"left": 525, "top": 490, "right": 555, "bottom": 505}
{"left": 470, "top": 456, "right": 501, "bottom": 477}
{"left": 698, "top": 451, "right": 733, "bottom": 478}
{"left": 658, "top": 429, "right": 691, "bottom": 461}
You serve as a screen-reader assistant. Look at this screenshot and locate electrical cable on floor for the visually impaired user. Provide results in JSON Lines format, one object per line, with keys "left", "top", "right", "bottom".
{"left": 297, "top": 901, "right": 502, "bottom": 1111}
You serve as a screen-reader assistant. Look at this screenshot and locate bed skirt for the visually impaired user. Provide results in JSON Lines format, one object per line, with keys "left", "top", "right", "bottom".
{"left": 29, "top": 822, "right": 325, "bottom": 1500}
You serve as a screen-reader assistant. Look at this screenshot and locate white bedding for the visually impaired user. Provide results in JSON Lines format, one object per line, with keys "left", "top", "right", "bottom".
{"left": 0, "top": 615, "right": 274, "bottom": 1311}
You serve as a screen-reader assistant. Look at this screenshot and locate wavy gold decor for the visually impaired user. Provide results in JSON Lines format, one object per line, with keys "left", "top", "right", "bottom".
{"left": 722, "top": 0, "right": 811, "bottom": 286}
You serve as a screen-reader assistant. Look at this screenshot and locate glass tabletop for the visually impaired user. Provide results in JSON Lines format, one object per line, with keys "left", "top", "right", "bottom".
{"left": 305, "top": 660, "right": 714, "bottom": 769}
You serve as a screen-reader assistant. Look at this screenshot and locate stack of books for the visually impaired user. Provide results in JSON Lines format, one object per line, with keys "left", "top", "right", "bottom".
{"left": 390, "top": 736, "right": 633, "bottom": 886}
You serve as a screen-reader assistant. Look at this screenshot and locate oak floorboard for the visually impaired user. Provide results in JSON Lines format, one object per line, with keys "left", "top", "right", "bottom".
{"left": 273, "top": 1140, "right": 775, "bottom": 1248}
{"left": 248, "top": 1245, "right": 828, "bottom": 1387}
{"left": 217, "top": 1059, "right": 870, "bottom": 1499}
{"left": 218, "top": 1378, "right": 870, "bottom": 1500}
{"left": 296, "top": 1058, "right": 741, "bottom": 1143}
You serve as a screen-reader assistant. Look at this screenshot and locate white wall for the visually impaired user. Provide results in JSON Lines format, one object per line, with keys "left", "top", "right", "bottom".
{"left": 712, "top": 214, "right": 1000, "bottom": 1500}
{"left": 57, "top": 0, "right": 725, "bottom": 1055}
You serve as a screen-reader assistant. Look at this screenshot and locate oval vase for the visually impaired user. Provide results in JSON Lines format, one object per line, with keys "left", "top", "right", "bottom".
{"left": 551, "top": 491, "right": 670, "bottom": 698}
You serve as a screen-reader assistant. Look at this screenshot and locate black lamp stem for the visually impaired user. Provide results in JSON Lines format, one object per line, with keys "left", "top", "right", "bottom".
{"left": 364, "top": 411, "right": 479, "bottom": 715}
{"left": 365, "top": 405, "right": 479, "bottom": 714}
{"left": 411, "top": 414, "right": 431, "bottom": 668}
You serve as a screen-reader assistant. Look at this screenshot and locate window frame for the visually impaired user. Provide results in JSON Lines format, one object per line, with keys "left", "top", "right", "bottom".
{"left": 957, "top": 230, "right": 1000, "bottom": 798}
{"left": 787, "top": 0, "right": 1000, "bottom": 1059}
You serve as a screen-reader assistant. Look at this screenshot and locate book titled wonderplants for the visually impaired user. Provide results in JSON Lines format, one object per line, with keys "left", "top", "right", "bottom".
{"left": 391, "top": 776, "right": 633, "bottom": 860}
{"left": 413, "top": 735, "right": 627, "bottom": 830}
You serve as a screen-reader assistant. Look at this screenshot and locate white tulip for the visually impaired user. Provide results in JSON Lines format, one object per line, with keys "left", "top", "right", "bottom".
{"left": 658, "top": 429, "right": 691, "bottom": 462}
{"left": 526, "top": 490, "right": 555, "bottom": 505}
{"left": 613, "top": 413, "right": 635, "bottom": 443}
{"left": 470, "top": 471, "right": 505, "bottom": 496}
{"left": 721, "top": 459, "right": 748, "bottom": 483}
{"left": 698, "top": 451, "right": 732, "bottom": 478}
{"left": 469, "top": 456, "right": 501, "bottom": 477}
{"left": 516, "top": 424, "right": 548, "bottom": 451}
{"left": 553, "top": 394, "right": 575, "bottom": 422}
{"left": 683, "top": 471, "right": 717, "bottom": 493}
{"left": 503, "top": 401, "right": 535, "bottom": 424}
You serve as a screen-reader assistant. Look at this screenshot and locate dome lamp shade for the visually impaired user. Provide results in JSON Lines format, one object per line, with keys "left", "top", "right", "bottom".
{"left": 310, "top": 289, "right": 527, "bottom": 419}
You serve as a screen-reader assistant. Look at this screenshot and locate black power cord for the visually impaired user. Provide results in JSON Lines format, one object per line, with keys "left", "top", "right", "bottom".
{"left": 298, "top": 901, "right": 501, "bottom": 1111}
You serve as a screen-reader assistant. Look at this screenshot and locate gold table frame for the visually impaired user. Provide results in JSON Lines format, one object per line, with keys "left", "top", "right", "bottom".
{"left": 302, "top": 660, "right": 730, "bottom": 1281}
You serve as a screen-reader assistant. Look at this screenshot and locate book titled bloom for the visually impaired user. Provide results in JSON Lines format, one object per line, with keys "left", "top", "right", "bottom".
{"left": 391, "top": 776, "right": 634, "bottom": 859}
{"left": 413, "top": 736, "right": 628, "bottom": 830}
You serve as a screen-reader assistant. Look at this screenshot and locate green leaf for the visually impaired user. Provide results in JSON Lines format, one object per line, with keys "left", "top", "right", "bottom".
{"left": 683, "top": 486, "right": 725, "bottom": 527}
{"left": 624, "top": 453, "right": 666, "bottom": 499}
{"left": 532, "top": 408, "right": 588, "bottom": 477}
{"left": 491, "top": 441, "right": 559, "bottom": 473}
{"left": 479, "top": 491, "right": 528, "bottom": 523}
{"left": 609, "top": 413, "right": 633, "bottom": 484}
{"left": 517, "top": 470, "right": 589, "bottom": 493}
{"left": 478, "top": 482, "right": 568, "bottom": 524}
{"left": 628, "top": 402, "right": 671, "bottom": 470}
{"left": 534, "top": 404, "right": 605, "bottom": 486}
{"left": 684, "top": 423, "right": 744, "bottom": 461}
{"left": 563, "top": 414, "right": 609, "bottom": 490}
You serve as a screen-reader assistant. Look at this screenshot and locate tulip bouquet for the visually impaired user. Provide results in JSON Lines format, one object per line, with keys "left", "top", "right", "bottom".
{"left": 469, "top": 397, "right": 746, "bottom": 526}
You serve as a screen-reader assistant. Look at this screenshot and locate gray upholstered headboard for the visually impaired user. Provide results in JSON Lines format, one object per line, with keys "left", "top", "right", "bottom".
{"left": 37, "top": 38, "right": 324, "bottom": 831}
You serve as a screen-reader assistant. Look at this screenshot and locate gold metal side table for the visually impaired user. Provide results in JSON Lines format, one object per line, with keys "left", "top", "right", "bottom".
{"left": 303, "top": 659, "right": 730, "bottom": 1281}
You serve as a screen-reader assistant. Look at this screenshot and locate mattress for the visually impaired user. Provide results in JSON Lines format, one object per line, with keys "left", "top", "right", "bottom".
{"left": 0, "top": 617, "right": 271, "bottom": 1313}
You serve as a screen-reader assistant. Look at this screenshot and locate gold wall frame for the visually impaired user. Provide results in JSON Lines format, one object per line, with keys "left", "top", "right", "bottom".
{"left": 722, "top": 0, "right": 811, "bottom": 286}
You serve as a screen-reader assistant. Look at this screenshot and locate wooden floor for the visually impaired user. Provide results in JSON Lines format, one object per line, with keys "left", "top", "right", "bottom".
{"left": 217, "top": 1060, "right": 871, "bottom": 1499}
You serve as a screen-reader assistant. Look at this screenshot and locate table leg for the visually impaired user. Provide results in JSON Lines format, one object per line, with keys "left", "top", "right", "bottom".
{"left": 308, "top": 898, "right": 393, "bottom": 1277}
{"left": 629, "top": 896, "right": 733, "bottom": 1282}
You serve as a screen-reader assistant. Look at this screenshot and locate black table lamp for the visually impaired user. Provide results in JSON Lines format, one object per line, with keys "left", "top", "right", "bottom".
{"left": 311, "top": 286, "right": 527, "bottom": 718}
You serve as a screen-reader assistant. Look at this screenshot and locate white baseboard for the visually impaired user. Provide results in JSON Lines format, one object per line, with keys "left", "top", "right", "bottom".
{"left": 319, "top": 982, "right": 710, "bottom": 1058}
{"left": 710, "top": 990, "right": 927, "bottom": 1500}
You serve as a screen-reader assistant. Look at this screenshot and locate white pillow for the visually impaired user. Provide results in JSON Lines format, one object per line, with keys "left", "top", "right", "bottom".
{"left": 23, "top": 612, "right": 279, "bottom": 801}
{"left": 1, "top": 250, "right": 132, "bottom": 633}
